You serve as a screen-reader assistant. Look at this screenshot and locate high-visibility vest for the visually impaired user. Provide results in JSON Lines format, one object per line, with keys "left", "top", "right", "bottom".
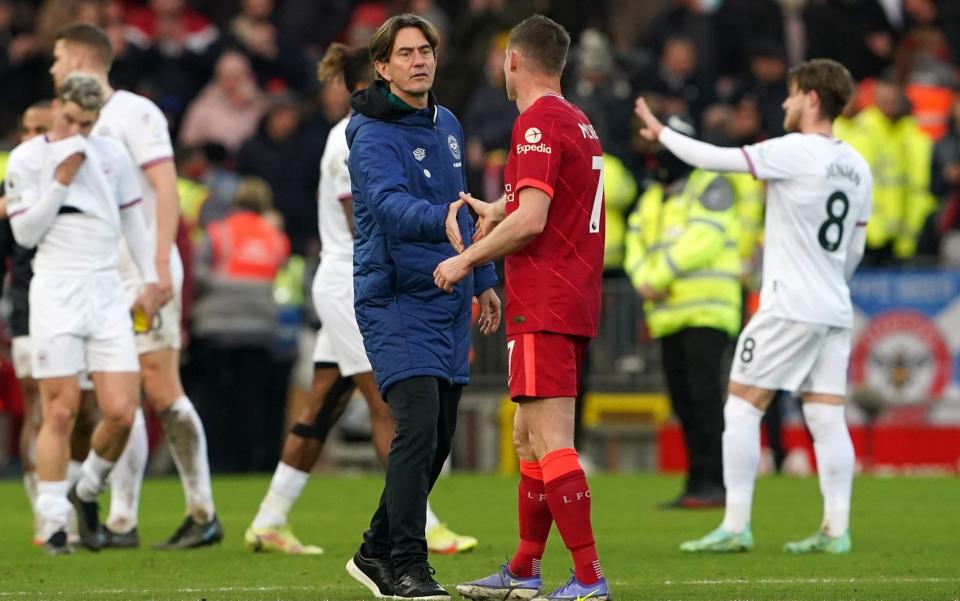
{"left": 849, "top": 106, "right": 936, "bottom": 258}
{"left": 624, "top": 170, "right": 742, "bottom": 338}
{"left": 726, "top": 172, "right": 764, "bottom": 287}
{"left": 602, "top": 153, "right": 637, "bottom": 271}
{"left": 208, "top": 211, "right": 289, "bottom": 282}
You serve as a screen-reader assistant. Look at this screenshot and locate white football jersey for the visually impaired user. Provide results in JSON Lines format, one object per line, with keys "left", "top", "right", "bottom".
{"left": 95, "top": 90, "right": 183, "bottom": 280}
{"left": 317, "top": 117, "right": 354, "bottom": 261}
{"left": 6, "top": 134, "right": 141, "bottom": 275}
{"left": 742, "top": 133, "right": 872, "bottom": 328}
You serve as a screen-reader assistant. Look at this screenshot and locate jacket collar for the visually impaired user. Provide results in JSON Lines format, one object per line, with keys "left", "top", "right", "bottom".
{"left": 350, "top": 80, "right": 438, "bottom": 124}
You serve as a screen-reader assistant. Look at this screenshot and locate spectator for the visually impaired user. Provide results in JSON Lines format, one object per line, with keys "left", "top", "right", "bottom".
{"left": 712, "top": 0, "right": 784, "bottom": 79}
{"left": 236, "top": 91, "right": 324, "bottom": 255}
{"left": 179, "top": 50, "right": 266, "bottom": 154}
{"left": 929, "top": 96, "right": 960, "bottom": 247}
{"left": 176, "top": 143, "right": 240, "bottom": 230}
{"left": 103, "top": 0, "right": 148, "bottom": 93}
{"left": 461, "top": 32, "right": 516, "bottom": 200}
{"left": 803, "top": 0, "right": 895, "bottom": 80}
{"left": 847, "top": 78, "right": 936, "bottom": 264}
{"left": 745, "top": 41, "right": 788, "bottom": 137}
{"left": 566, "top": 28, "right": 635, "bottom": 163}
{"left": 191, "top": 176, "right": 291, "bottom": 472}
{"left": 640, "top": 0, "right": 717, "bottom": 81}
{"left": 124, "top": 0, "right": 218, "bottom": 56}
{"left": 1, "top": 0, "right": 48, "bottom": 134}
{"left": 225, "top": 0, "right": 309, "bottom": 93}
{"left": 639, "top": 35, "right": 714, "bottom": 126}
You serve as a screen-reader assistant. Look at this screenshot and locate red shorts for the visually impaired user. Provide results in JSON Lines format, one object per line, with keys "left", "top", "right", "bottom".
{"left": 507, "top": 332, "right": 589, "bottom": 400}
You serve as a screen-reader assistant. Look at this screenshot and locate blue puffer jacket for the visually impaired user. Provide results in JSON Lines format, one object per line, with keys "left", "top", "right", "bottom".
{"left": 346, "top": 81, "right": 498, "bottom": 395}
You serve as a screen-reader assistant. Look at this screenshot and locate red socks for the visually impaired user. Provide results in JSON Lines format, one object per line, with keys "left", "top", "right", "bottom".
{"left": 541, "top": 448, "right": 603, "bottom": 584}
{"left": 509, "top": 460, "right": 552, "bottom": 577}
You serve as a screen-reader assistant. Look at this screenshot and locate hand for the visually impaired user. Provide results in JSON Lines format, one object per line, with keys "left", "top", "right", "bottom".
{"left": 434, "top": 254, "right": 471, "bottom": 293}
{"left": 476, "top": 288, "right": 501, "bottom": 335}
{"left": 155, "top": 258, "right": 174, "bottom": 305}
{"left": 638, "top": 283, "right": 666, "bottom": 301}
{"left": 55, "top": 152, "right": 85, "bottom": 185}
{"left": 460, "top": 191, "right": 504, "bottom": 242}
{"left": 132, "top": 282, "right": 161, "bottom": 328}
{"left": 634, "top": 97, "right": 664, "bottom": 142}
{"left": 445, "top": 199, "right": 466, "bottom": 253}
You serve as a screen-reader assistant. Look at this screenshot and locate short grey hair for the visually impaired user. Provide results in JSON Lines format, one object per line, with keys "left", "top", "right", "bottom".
{"left": 58, "top": 72, "right": 104, "bottom": 112}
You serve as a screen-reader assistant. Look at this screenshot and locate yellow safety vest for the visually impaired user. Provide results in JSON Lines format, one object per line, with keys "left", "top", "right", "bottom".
{"left": 602, "top": 153, "right": 637, "bottom": 271}
{"left": 845, "top": 107, "right": 935, "bottom": 258}
{"left": 624, "top": 170, "right": 742, "bottom": 338}
{"left": 727, "top": 172, "right": 764, "bottom": 287}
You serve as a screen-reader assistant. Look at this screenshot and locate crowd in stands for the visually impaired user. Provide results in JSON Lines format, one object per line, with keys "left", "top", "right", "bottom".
{"left": 0, "top": 0, "right": 959, "bottom": 470}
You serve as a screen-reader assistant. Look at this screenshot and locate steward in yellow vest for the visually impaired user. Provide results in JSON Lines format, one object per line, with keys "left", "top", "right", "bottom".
{"left": 625, "top": 169, "right": 742, "bottom": 338}
{"left": 838, "top": 81, "right": 935, "bottom": 262}
{"left": 624, "top": 140, "right": 740, "bottom": 505}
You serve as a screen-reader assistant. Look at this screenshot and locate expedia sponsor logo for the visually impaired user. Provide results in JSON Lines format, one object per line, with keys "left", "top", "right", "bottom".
{"left": 516, "top": 142, "right": 552, "bottom": 155}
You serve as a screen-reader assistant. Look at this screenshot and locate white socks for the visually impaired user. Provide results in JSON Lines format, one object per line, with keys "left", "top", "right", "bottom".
{"left": 252, "top": 462, "right": 309, "bottom": 529}
{"left": 721, "top": 395, "right": 764, "bottom": 534}
{"left": 107, "top": 408, "right": 148, "bottom": 532}
{"left": 77, "top": 451, "right": 116, "bottom": 502}
{"left": 161, "top": 396, "right": 215, "bottom": 522}
{"left": 803, "top": 403, "right": 854, "bottom": 537}
{"left": 425, "top": 500, "right": 440, "bottom": 531}
{"left": 36, "top": 480, "right": 71, "bottom": 541}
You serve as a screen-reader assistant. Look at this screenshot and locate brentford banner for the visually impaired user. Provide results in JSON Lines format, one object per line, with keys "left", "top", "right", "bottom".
{"left": 849, "top": 269, "right": 960, "bottom": 425}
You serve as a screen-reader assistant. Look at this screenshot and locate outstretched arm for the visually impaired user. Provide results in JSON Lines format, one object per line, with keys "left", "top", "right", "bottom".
{"left": 635, "top": 97, "right": 751, "bottom": 173}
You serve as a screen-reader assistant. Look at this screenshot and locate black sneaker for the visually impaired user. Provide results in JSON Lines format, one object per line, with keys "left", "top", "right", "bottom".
{"left": 67, "top": 485, "right": 104, "bottom": 551}
{"left": 394, "top": 566, "right": 450, "bottom": 600}
{"left": 153, "top": 515, "right": 224, "bottom": 549}
{"left": 101, "top": 526, "right": 140, "bottom": 548}
{"left": 44, "top": 530, "right": 75, "bottom": 556}
{"left": 345, "top": 549, "right": 394, "bottom": 599}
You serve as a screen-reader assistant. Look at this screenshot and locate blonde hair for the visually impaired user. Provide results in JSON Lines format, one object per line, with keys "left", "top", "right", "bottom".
{"left": 58, "top": 72, "right": 104, "bottom": 111}
{"left": 233, "top": 177, "right": 274, "bottom": 214}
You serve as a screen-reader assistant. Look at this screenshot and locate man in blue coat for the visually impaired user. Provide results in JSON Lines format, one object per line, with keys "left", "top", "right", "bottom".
{"left": 343, "top": 13, "right": 501, "bottom": 601}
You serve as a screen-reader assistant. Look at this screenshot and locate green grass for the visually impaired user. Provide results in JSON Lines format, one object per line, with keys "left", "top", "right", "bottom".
{"left": 0, "top": 473, "right": 958, "bottom": 600}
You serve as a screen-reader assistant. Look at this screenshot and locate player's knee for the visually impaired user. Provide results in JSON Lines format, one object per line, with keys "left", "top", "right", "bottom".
{"left": 139, "top": 356, "right": 182, "bottom": 409}
{"left": 513, "top": 429, "right": 533, "bottom": 458}
{"left": 44, "top": 403, "right": 78, "bottom": 436}
{"left": 99, "top": 402, "right": 136, "bottom": 431}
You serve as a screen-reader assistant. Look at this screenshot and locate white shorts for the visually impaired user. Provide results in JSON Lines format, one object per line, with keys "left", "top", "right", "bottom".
{"left": 310, "top": 258, "right": 371, "bottom": 377}
{"left": 119, "top": 241, "right": 184, "bottom": 354}
{"left": 29, "top": 273, "right": 140, "bottom": 378}
{"left": 730, "top": 310, "right": 851, "bottom": 396}
{"left": 13, "top": 336, "right": 94, "bottom": 390}
{"left": 12, "top": 336, "right": 33, "bottom": 379}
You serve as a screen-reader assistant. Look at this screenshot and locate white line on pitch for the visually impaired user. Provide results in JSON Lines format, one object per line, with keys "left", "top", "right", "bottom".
{"left": 665, "top": 577, "right": 960, "bottom": 585}
{"left": 0, "top": 585, "right": 320, "bottom": 597}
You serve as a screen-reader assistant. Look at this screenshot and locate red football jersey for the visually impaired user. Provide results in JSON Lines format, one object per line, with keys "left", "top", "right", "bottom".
{"left": 503, "top": 93, "right": 605, "bottom": 338}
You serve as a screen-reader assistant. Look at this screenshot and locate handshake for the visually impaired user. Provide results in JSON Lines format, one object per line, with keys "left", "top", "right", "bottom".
{"left": 435, "top": 191, "right": 504, "bottom": 336}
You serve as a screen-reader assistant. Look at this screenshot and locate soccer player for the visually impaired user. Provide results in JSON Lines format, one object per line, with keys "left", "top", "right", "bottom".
{"left": 49, "top": 23, "right": 220, "bottom": 548}
{"left": 634, "top": 58, "right": 871, "bottom": 554}
{"left": 343, "top": 14, "right": 500, "bottom": 601}
{"left": 435, "top": 15, "right": 611, "bottom": 601}
{"left": 244, "top": 42, "right": 477, "bottom": 557}
{"left": 1, "top": 101, "right": 99, "bottom": 546}
{"left": 6, "top": 72, "right": 160, "bottom": 554}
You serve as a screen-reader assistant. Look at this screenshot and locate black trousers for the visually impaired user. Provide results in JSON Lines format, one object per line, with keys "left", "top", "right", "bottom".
{"left": 661, "top": 327, "right": 732, "bottom": 494}
{"left": 361, "top": 376, "right": 461, "bottom": 576}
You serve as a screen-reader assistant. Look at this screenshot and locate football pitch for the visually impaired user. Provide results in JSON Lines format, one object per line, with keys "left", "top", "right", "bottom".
{"left": 0, "top": 473, "right": 957, "bottom": 600}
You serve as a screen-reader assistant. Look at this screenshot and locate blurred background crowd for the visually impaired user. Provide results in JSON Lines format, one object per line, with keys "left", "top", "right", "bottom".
{"left": 0, "top": 0, "right": 959, "bottom": 473}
